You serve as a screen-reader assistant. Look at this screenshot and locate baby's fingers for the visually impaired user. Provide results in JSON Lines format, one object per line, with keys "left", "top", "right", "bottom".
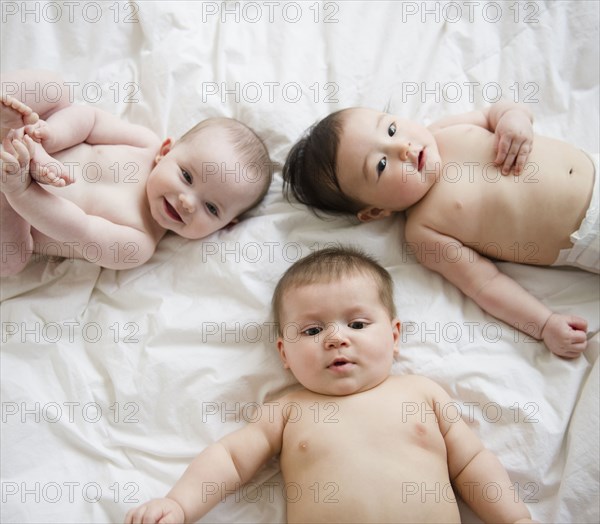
{"left": 10, "top": 138, "right": 32, "bottom": 167}
{"left": 513, "top": 144, "right": 531, "bottom": 175}
{"left": 568, "top": 315, "right": 588, "bottom": 333}
{"left": 0, "top": 149, "right": 19, "bottom": 167}
{"left": 1, "top": 150, "right": 24, "bottom": 186}
{"left": 2, "top": 136, "right": 17, "bottom": 157}
{"left": 495, "top": 134, "right": 516, "bottom": 173}
{"left": 559, "top": 331, "right": 588, "bottom": 359}
{"left": 124, "top": 505, "right": 159, "bottom": 524}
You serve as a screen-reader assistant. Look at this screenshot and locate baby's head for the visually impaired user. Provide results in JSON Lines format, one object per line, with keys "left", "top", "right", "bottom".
{"left": 147, "top": 117, "right": 272, "bottom": 239}
{"left": 283, "top": 107, "right": 438, "bottom": 222}
{"left": 273, "top": 246, "right": 400, "bottom": 396}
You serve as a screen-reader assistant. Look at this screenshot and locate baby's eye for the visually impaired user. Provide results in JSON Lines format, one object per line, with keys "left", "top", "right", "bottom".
{"left": 377, "top": 157, "right": 387, "bottom": 175}
{"left": 302, "top": 326, "right": 322, "bottom": 336}
{"left": 206, "top": 202, "right": 219, "bottom": 217}
{"left": 388, "top": 123, "right": 396, "bottom": 137}
{"left": 181, "top": 170, "right": 192, "bottom": 184}
{"left": 349, "top": 321, "right": 367, "bottom": 330}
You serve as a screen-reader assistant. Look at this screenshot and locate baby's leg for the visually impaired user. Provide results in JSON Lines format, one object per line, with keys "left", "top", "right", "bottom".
{"left": 26, "top": 105, "right": 94, "bottom": 155}
{"left": 0, "top": 193, "right": 33, "bottom": 276}
{"left": 1, "top": 94, "right": 39, "bottom": 140}
{"left": 1, "top": 70, "right": 71, "bottom": 122}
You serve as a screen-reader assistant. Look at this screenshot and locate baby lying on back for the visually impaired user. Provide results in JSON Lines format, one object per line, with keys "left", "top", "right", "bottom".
{"left": 1, "top": 69, "right": 272, "bottom": 275}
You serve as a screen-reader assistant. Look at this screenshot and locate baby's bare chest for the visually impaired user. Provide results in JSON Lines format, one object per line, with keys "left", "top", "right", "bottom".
{"left": 48, "top": 143, "right": 155, "bottom": 228}
{"left": 281, "top": 393, "right": 445, "bottom": 468}
{"left": 410, "top": 129, "right": 594, "bottom": 260}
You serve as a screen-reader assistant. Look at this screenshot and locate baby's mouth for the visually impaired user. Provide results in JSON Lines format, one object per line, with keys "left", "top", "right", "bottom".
{"left": 417, "top": 149, "right": 425, "bottom": 172}
{"left": 327, "top": 357, "right": 354, "bottom": 369}
{"left": 164, "top": 198, "right": 183, "bottom": 222}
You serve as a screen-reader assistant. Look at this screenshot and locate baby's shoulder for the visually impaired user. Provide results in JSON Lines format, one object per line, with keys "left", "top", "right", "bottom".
{"left": 279, "top": 387, "right": 322, "bottom": 406}
{"left": 432, "top": 123, "right": 494, "bottom": 155}
{"left": 431, "top": 122, "right": 492, "bottom": 139}
{"left": 385, "top": 374, "right": 447, "bottom": 399}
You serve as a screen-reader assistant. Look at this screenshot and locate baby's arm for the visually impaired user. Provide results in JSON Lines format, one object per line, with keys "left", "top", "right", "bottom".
{"left": 1, "top": 136, "right": 156, "bottom": 269}
{"left": 406, "top": 222, "right": 587, "bottom": 358}
{"left": 429, "top": 100, "right": 533, "bottom": 175}
{"left": 125, "top": 401, "right": 286, "bottom": 524}
{"left": 423, "top": 378, "right": 535, "bottom": 523}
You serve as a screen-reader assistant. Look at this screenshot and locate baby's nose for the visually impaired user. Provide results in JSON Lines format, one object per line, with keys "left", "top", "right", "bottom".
{"left": 324, "top": 325, "right": 348, "bottom": 348}
{"left": 396, "top": 141, "right": 411, "bottom": 161}
{"left": 179, "top": 193, "right": 196, "bottom": 213}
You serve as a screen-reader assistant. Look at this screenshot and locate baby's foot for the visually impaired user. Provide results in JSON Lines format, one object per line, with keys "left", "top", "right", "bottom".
{"left": 1, "top": 94, "right": 39, "bottom": 139}
{"left": 24, "top": 119, "right": 62, "bottom": 158}
{"left": 1, "top": 136, "right": 34, "bottom": 196}
{"left": 5, "top": 126, "right": 72, "bottom": 187}
{"left": 24, "top": 119, "right": 51, "bottom": 145}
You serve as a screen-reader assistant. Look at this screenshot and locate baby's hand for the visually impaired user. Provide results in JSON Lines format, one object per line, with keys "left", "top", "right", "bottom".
{"left": 1, "top": 135, "right": 35, "bottom": 196}
{"left": 541, "top": 313, "right": 588, "bottom": 358}
{"left": 5, "top": 126, "right": 71, "bottom": 187}
{"left": 494, "top": 109, "right": 533, "bottom": 175}
{"left": 124, "top": 498, "right": 185, "bottom": 524}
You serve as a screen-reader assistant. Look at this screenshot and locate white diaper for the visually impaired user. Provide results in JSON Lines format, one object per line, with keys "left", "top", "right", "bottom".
{"left": 552, "top": 152, "right": 599, "bottom": 273}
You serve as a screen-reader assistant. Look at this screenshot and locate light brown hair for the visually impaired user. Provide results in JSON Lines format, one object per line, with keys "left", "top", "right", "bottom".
{"left": 272, "top": 246, "right": 396, "bottom": 335}
{"left": 179, "top": 117, "right": 274, "bottom": 215}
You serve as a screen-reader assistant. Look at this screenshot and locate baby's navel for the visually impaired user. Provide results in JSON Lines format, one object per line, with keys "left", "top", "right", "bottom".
{"left": 298, "top": 441, "right": 308, "bottom": 451}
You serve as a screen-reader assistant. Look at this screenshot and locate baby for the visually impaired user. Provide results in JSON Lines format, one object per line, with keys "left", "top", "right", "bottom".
{"left": 125, "top": 247, "right": 535, "bottom": 524}
{"left": 0, "top": 70, "right": 272, "bottom": 275}
{"left": 283, "top": 102, "right": 598, "bottom": 358}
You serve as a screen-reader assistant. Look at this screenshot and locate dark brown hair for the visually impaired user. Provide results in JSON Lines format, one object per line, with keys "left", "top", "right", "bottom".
{"left": 282, "top": 109, "right": 365, "bottom": 215}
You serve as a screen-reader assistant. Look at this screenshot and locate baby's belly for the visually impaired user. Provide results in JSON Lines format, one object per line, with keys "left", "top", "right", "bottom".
{"left": 282, "top": 449, "right": 460, "bottom": 523}
{"left": 423, "top": 135, "right": 595, "bottom": 265}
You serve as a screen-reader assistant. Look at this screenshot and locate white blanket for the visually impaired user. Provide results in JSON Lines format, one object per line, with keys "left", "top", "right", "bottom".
{"left": 1, "top": 1, "right": 598, "bottom": 522}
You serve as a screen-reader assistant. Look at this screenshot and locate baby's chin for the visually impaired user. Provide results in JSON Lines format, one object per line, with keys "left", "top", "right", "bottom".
{"left": 174, "top": 228, "right": 215, "bottom": 241}
{"left": 305, "top": 377, "right": 388, "bottom": 397}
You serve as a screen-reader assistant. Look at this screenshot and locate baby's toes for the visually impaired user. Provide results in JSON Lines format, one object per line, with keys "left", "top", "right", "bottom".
{"left": 31, "top": 164, "right": 53, "bottom": 183}
{"left": 41, "top": 165, "right": 66, "bottom": 187}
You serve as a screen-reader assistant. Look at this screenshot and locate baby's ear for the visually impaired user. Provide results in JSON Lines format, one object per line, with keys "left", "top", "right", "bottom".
{"left": 356, "top": 206, "right": 393, "bottom": 222}
{"left": 155, "top": 138, "right": 173, "bottom": 164}
{"left": 392, "top": 319, "right": 401, "bottom": 357}
{"left": 277, "top": 338, "right": 290, "bottom": 369}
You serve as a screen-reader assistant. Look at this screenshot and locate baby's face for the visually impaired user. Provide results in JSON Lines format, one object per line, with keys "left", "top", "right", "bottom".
{"left": 146, "top": 129, "right": 263, "bottom": 239}
{"left": 277, "top": 272, "right": 400, "bottom": 396}
{"left": 336, "top": 108, "right": 441, "bottom": 216}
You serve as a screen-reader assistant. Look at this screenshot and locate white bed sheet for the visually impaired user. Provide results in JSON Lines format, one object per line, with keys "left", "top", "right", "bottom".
{"left": 1, "top": 1, "right": 599, "bottom": 522}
